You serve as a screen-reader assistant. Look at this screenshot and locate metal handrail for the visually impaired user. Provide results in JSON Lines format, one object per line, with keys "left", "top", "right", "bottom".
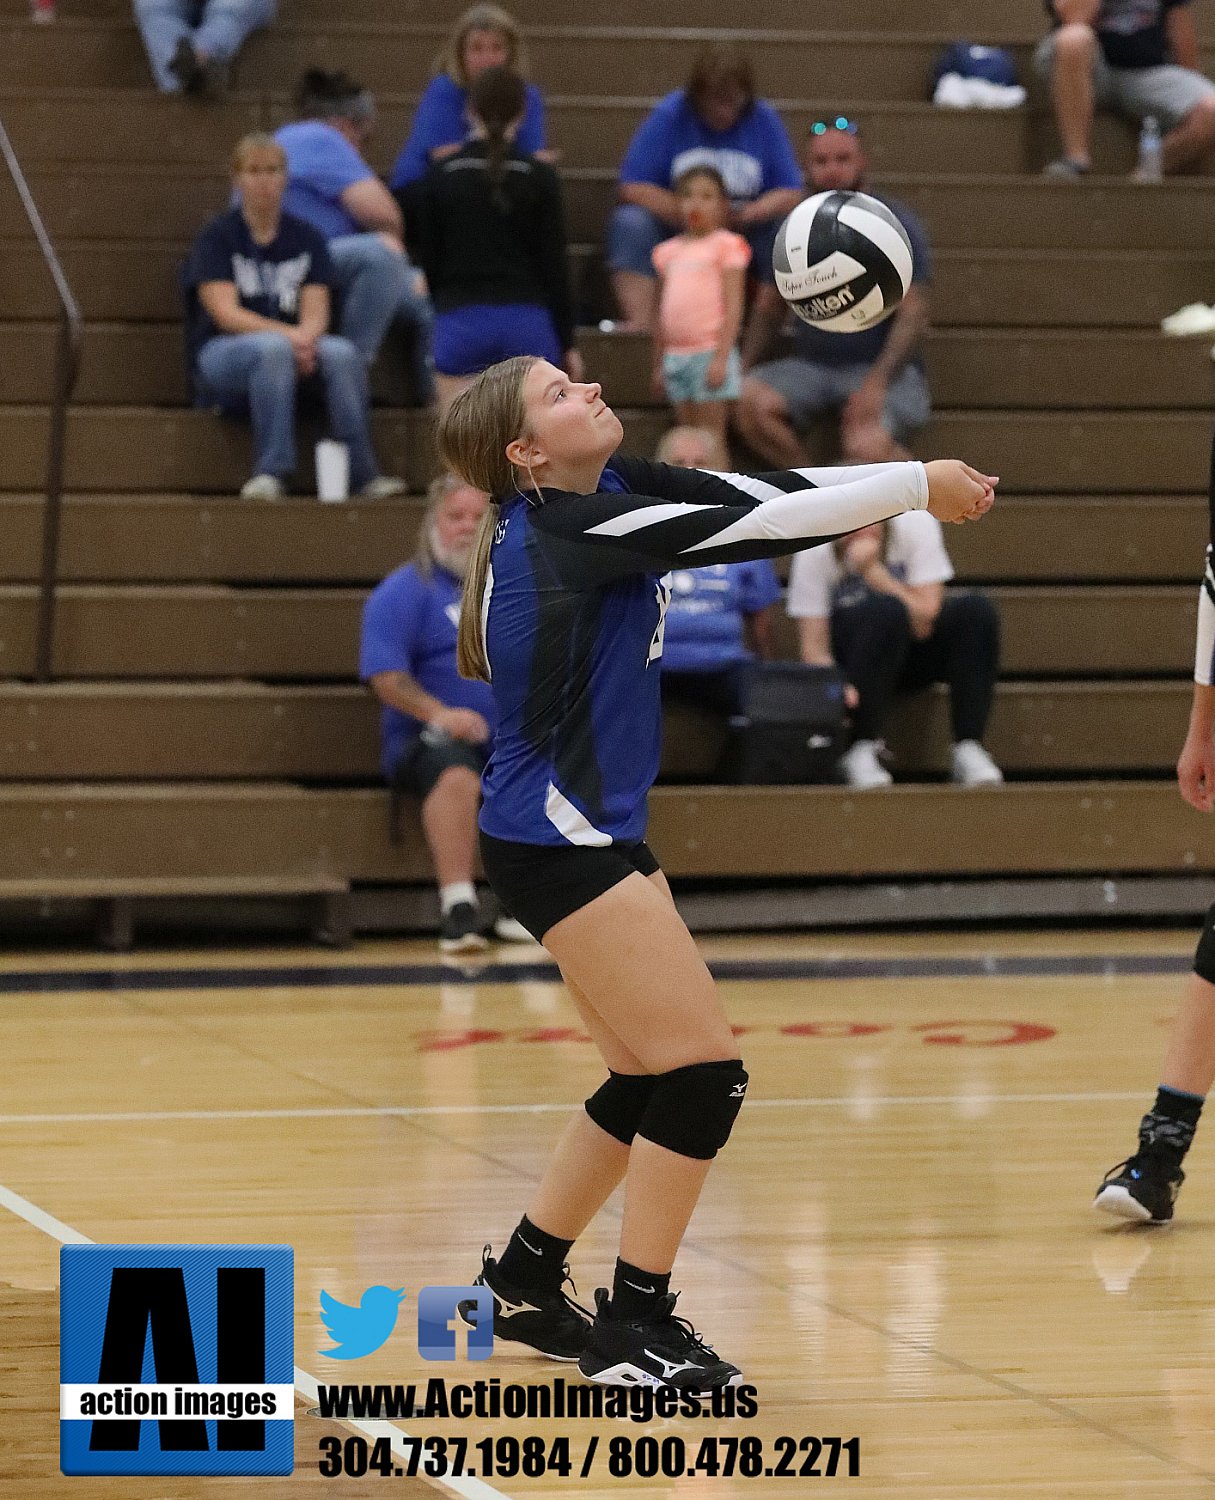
{"left": 0, "top": 117, "right": 82, "bottom": 683}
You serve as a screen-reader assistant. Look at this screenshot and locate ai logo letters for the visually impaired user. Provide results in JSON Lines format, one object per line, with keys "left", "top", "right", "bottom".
{"left": 60, "top": 1245, "right": 294, "bottom": 1477}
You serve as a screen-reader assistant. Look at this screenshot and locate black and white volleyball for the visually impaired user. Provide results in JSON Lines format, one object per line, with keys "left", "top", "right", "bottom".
{"left": 773, "top": 190, "right": 914, "bottom": 333}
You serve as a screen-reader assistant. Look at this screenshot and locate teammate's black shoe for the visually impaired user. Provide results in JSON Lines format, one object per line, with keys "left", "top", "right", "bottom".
{"left": 458, "top": 1247, "right": 592, "bottom": 1361}
{"left": 577, "top": 1287, "right": 743, "bottom": 1390}
{"left": 1094, "top": 1150, "right": 1185, "bottom": 1224}
{"left": 439, "top": 901, "right": 489, "bottom": 954}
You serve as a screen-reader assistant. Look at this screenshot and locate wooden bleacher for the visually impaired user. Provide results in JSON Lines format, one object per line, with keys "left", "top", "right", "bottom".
{"left": 0, "top": 0, "right": 1212, "bottom": 939}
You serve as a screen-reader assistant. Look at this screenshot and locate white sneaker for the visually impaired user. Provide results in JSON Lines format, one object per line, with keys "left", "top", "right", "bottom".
{"left": 839, "top": 739, "right": 893, "bottom": 789}
{"left": 950, "top": 740, "right": 1004, "bottom": 787}
{"left": 240, "top": 473, "right": 286, "bottom": 501}
{"left": 493, "top": 915, "right": 536, "bottom": 944}
{"left": 1162, "top": 303, "right": 1215, "bottom": 337}
{"left": 359, "top": 475, "right": 408, "bottom": 500}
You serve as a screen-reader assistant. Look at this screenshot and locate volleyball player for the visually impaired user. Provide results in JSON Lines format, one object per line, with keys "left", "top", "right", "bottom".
{"left": 442, "top": 355, "right": 995, "bottom": 1389}
{"left": 1095, "top": 435, "right": 1215, "bottom": 1225}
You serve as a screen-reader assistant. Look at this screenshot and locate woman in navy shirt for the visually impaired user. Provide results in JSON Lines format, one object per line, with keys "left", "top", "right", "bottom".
{"left": 608, "top": 44, "right": 803, "bottom": 333}
{"left": 184, "top": 133, "right": 401, "bottom": 500}
{"left": 389, "top": 3, "right": 550, "bottom": 191}
{"left": 436, "top": 354, "right": 996, "bottom": 1392}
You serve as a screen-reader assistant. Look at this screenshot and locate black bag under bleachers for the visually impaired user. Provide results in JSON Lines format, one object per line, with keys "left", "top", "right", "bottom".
{"left": 722, "top": 663, "right": 848, "bottom": 785}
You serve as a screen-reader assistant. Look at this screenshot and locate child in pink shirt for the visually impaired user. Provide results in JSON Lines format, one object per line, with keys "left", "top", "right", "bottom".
{"left": 651, "top": 164, "right": 751, "bottom": 445}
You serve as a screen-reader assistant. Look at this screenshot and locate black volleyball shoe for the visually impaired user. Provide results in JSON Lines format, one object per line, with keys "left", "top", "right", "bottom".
{"left": 577, "top": 1287, "right": 743, "bottom": 1390}
{"left": 457, "top": 1247, "right": 592, "bottom": 1361}
{"left": 1094, "top": 1150, "right": 1185, "bottom": 1225}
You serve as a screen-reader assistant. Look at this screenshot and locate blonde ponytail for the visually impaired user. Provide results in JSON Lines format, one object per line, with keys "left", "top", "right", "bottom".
{"left": 457, "top": 506, "right": 498, "bottom": 681}
{"left": 437, "top": 355, "right": 537, "bottom": 684}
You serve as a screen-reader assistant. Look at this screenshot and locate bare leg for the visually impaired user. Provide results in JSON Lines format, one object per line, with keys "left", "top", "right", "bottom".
{"left": 736, "top": 376, "right": 810, "bottom": 468}
{"left": 419, "top": 765, "right": 480, "bottom": 889}
{"left": 526, "top": 874, "right": 683, "bottom": 1243}
{"left": 525, "top": 974, "right": 643, "bottom": 1240}
{"left": 1050, "top": 23, "right": 1098, "bottom": 167}
{"left": 1160, "top": 973, "right": 1215, "bottom": 1096}
{"left": 542, "top": 870, "right": 739, "bottom": 1274}
{"left": 611, "top": 270, "right": 658, "bottom": 333}
{"left": 1162, "top": 96, "right": 1215, "bottom": 174}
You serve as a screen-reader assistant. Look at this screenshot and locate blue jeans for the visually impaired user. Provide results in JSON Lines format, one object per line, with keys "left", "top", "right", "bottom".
{"left": 195, "top": 331, "right": 380, "bottom": 489}
{"left": 606, "top": 201, "right": 780, "bottom": 283}
{"left": 328, "top": 234, "right": 435, "bottom": 405}
{"left": 133, "top": 0, "right": 276, "bottom": 92}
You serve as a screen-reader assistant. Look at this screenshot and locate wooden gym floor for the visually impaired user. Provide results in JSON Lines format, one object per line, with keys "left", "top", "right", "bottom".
{"left": 2, "top": 928, "right": 1213, "bottom": 1498}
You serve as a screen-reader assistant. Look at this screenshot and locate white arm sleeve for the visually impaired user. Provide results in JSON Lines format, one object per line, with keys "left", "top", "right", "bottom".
{"left": 1196, "top": 548, "right": 1215, "bottom": 686}
{"left": 676, "top": 462, "right": 930, "bottom": 558}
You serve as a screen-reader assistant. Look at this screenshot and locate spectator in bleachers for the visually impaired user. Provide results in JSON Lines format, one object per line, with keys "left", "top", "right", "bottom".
{"left": 787, "top": 515, "right": 1002, "bottom": 789}
{"left": 651, "top": 166, "right": 750, "bottom": 449}
{"left": 655, "top": 426, "right": 781, "bottom": 753}
{"left": 401, "top": 66, "right": 580, "bottom": 415}
{"left": 737, "top": 118, "right": 932, "bottom": 469}
{"left": 360, "top": 473, "right": 531, "bottom": 952}
{"left": 389, "top": 3, "right": 552, "bottom": 191}
{"left": 185, "top": 133, "right": 404, "bottom": 501}
{"left": 134, "top": 0, "right": 274, "bottom": 95}
{"left": 1037, "top": 0, "right": 1215, "bottom": 177}
{"left": 608, "top": 44, "right": 803, "bottom": 335}
{"left": 276, "top": 69, "right": 435, "bottom": 407}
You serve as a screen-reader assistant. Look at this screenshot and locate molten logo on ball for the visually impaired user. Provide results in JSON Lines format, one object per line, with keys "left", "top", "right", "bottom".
{"left": 806, "top": 286, "right": 856, "bottom": 319}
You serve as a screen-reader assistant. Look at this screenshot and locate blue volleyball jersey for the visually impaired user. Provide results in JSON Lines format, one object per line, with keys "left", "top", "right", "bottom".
{"left": 477, "top": 453, "right": 930, "bottom": 847}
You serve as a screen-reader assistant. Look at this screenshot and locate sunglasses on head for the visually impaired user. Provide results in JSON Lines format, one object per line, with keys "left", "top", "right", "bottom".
{"left": 810, "top": 116, "right": 859, "bottom": 135}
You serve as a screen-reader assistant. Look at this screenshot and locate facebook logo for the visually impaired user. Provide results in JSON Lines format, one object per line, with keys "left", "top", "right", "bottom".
{"left": 416, "top": 1286, "right": 494, "bottom": 1361}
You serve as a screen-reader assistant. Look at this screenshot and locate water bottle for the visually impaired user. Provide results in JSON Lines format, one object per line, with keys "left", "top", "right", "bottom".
{"left": 1137, "top": 116, "right": 1163, "bottom": 182}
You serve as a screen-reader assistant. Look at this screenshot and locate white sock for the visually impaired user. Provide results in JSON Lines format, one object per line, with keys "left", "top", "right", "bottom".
{"left": 439, "top": 881, "right": 477, "bottom": 915}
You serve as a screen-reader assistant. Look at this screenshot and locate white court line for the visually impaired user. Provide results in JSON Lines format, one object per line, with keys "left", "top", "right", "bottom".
{"left": 0, "top": 1092, "right": 1146, "bottom": 1127}
{"left": 0, "top": 1181, "right": 510, "bottom": 1500}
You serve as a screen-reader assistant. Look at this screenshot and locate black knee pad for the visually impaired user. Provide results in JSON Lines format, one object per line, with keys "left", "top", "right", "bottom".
{"left": 636, "top": 1059, "right": 748, "bottom": 1160}
{"left": 585, "top": 1071, "right": 660, "bottom": 1145}
{"left": 1194, "top": 902, "right": 1215, "bottom": 984}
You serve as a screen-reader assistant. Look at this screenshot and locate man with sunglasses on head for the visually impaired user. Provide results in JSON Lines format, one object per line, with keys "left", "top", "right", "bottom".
{"left": 737, "top": 117, "right": 933, "bottom": 469}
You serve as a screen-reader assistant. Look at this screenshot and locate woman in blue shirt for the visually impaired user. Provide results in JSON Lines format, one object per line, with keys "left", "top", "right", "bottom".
{"left": 436, "top": 354, "right": 996, "bottom": 1393}
{"left": 608, "top": 44, "right": 803, "bottom": 334}
{"left": 389, "top": 3, "right": 550, "bottom": 192}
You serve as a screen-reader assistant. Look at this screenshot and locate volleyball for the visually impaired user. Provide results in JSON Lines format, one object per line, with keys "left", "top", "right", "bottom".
{"left": 773, "top": 189, "right": 915, "bottom": 333}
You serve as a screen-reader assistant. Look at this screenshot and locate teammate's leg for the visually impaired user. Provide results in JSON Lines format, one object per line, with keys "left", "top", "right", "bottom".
{"left": 1096, "top": 926, "right": 1215, "bottom": 1224}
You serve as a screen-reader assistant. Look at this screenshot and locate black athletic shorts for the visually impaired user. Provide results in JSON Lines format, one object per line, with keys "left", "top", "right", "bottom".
{"left": 392, "top": 735, "right": 486, "bottom": 800}
{"left": 479, "top": 831, "right": 661, "bottom": 941}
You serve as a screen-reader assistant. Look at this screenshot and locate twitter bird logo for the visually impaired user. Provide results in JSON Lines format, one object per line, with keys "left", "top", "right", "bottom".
{"left": 319, "top": 1285, "right": 406, "bottom": 1360}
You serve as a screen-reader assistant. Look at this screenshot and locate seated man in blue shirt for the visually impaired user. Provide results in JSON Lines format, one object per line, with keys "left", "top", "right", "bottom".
{"left": 654, "top": 427, "right": 782, "bottom": 774}
{"left": 360, "top": 473, "right": 531, "bottom": 951}
{"left": 607, "top": 44, "right": 803, "bottom": 336}
{"left": 276, "top": 70, "right": 435, "bottom": 406}
{"left": 184, "top": 133, "right": 403, "bottom": 499}
{"left": 737, "top": 118, "right": 932, "bottom": 468}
